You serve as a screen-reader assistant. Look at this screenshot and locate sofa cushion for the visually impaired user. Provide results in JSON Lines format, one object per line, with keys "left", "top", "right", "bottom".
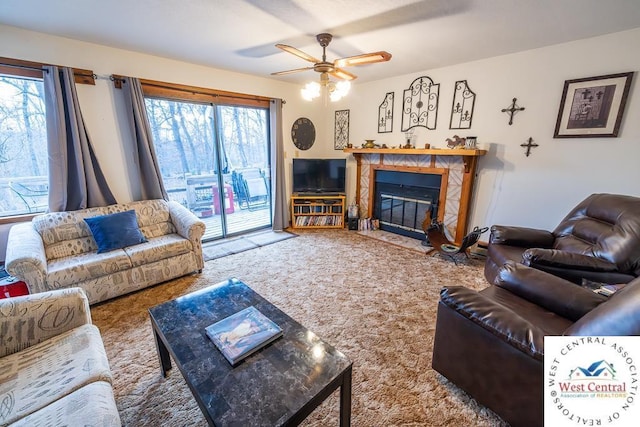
{"left": 124, "top": 233, "right": 193, "bottom": 267}
{"left": 495, "top": 262, "right": 606, "bottom": 321}
{"left": 84, "top": 210, "right": 148, "bottom": 253}
{"left": 9, "top": 380, "right": 121, "bottom": 427}
{"left": 47, "top": 249, "right": 132, "bottom": 287}
{"left": 479, "top": 286, "right": 573, "bottom": 335}
{"left": 33, "top": 211, "right": 101, "bottom": 260}
{"left": 125, "top": 199, "right": 177, "bottom": 239}
{"left": 0, "top": 324, "right": 113, "bottom": 425}
{"left": 487, "top": 244, "right": 527, "bottom": 268}
{"left": 32, "top": 200, "right": 175, "bottom": 260}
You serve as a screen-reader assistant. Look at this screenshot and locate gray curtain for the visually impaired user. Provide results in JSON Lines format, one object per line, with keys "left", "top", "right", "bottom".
{"left": 121, "top": 77, "right": 168, "bottom": 200}
{"left": 269, "top": 98, "right": 288, "bottom": 230}
{"left": 44, "top": 66, "right": 116, "bottom": 211}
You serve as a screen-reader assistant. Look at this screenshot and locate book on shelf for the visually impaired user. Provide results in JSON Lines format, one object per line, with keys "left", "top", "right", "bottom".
{"left": 205, "top": 305, "right": 283, "bottom": 366}
{"left": 295, "top": 214, "right": 342, "bottom": 226}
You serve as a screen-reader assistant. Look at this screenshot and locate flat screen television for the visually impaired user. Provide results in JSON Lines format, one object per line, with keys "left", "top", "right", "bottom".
{"left": 292, "top": 158, "right": 346, "bottom": 194}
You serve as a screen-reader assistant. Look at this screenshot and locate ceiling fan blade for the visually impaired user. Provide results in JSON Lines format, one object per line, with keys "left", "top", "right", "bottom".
{"left": 334, "top": 51, "right": 392, "bottom": 68}
{"left": 271, "top": 67, "right": 315, "bottom": 76}
{"left": 330, "top": 68, "right": 357, "bottom": 81}
{"left": 275, "top": 44, "right": 320, "bottom": 63}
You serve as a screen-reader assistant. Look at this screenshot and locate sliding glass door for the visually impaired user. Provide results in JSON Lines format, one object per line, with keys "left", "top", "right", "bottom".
{"left": 144, "top": 98, "right": 271, "bottom": 241}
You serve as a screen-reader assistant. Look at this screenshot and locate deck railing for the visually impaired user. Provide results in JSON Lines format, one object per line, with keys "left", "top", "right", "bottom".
{"left": 0, "top": 175, "right": 272, "bottom": 238}
{"left": 0, "top": 176, "right": 49, "bottom": 216}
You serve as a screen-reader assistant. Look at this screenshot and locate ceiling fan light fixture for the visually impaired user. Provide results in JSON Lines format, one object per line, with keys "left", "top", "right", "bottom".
{"left": 301, "top": 77, "right": 350, "bottom": 102}
{"left": 329, "top": 90, "right": 341, "bottom": 102}
{"left": 301, "top": 81, "right": 321, "bottom": 100}
{"left": 274, "top": 33, "right": 390, "bottom": 103}
{"left": 330, "top": 80, "right": 351, "bottom": 102}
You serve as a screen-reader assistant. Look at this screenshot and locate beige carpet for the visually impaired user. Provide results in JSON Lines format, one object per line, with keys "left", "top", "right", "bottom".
{"left": 357, "top": 229, "right": 429, "bottom": 253}
{"left": 91, "top": 229, "right": 508, "bottom": 426}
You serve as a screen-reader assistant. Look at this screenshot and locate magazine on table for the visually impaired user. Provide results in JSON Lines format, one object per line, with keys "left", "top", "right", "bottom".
{"left": 205, "top": 305, "right": 283, "bottom": 366}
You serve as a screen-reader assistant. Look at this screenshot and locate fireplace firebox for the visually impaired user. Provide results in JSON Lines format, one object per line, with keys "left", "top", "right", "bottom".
{"left": 374, "top": 170, "right": 440, "bottom": 240}
{"left": 345, "top": 147, "right": 486, "bottom": 243}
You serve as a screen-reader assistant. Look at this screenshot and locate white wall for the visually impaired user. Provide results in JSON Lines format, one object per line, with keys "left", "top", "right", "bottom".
{"left": 1, "top": 24, "right": 639, "bottom": 260}
{"left": 333, "top": 27, "right": 640, "bottom": 232}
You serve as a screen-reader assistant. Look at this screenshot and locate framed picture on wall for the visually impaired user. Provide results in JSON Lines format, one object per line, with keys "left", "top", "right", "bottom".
{"left": 554, "top": 72, "right": 633, "bottom": 138}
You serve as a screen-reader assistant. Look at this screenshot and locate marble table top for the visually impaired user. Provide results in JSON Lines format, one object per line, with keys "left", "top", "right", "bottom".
{"left": 149, "top": 277, "right": 352, "bottom": 426}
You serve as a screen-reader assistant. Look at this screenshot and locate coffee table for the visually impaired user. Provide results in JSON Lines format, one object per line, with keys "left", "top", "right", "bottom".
{"left": 148, "top": 278, "right": 353, "bottom": 426}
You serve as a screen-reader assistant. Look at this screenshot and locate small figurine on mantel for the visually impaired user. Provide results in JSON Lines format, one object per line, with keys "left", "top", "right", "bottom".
{"left": 404, "top": 129, "right": 416, "bottom": 148}
{"left": 446, "top": 135, "right": 466, "bottom": 148}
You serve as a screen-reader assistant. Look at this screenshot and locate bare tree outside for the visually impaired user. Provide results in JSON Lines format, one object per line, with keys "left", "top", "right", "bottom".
{"left": 0, "top": 75, "right": 48, "bottom": 216}
{"left": 0, "top": 78, "right": 272, "bottom": 233}
{"left": 144, "top": 98, "right": 271, "bottom": 238}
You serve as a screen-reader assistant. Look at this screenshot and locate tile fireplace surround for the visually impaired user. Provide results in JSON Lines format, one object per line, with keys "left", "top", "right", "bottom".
{"left": 344, "top": 148, "right": 487, "bottom": 244}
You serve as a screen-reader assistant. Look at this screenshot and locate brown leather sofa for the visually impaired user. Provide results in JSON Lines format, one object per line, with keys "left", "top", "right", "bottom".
{"left": 484, "top": 193, "right": 640, "bottom": 286}
{"left": 432, "top": 262, "right": 640, "bottom": 426}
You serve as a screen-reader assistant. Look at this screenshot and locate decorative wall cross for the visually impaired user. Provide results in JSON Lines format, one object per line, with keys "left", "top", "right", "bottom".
{"left": 501, "top": 97, "right": 525, "bottom": 125}
{"left": 520, "top": 137, "right": 539, "bottom": 157}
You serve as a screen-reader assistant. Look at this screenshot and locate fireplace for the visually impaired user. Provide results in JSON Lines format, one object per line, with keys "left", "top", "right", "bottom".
{"left": 345, "top": 147, "right": 486, "bottom": 243}
{"left": 374, "top": 170, "right": 440, "bottom": 240}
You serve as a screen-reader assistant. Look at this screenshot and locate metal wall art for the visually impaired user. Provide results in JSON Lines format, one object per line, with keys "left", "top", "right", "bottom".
{"left": 401, "top": 76, "right": 440, "bottom": 131}
{"left": 501, "top": 97, "right": 525, "bottom": 125}
{"left": 334, "top": 109, "right": 350, "bottom": 150}
{"left": 449, "top": 80, "right": 476, "bottom": 129}
{"left": 520, "top": 137, "right": 539, "bottom": 157}
{"left": 378, "top": 92, "right": 394, "bottom": 133}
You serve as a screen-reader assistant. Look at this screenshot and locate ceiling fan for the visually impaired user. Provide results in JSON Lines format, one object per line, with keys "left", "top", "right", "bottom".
{"left": 271, "top": 33, "right": 392, "bottom": 81}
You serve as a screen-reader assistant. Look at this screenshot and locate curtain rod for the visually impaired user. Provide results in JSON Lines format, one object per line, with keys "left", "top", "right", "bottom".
{"left": 111, "top": 74, "right": 281, "bottom": 104}
{"left": 0, "top": 57, "right": 95, "bottom": 85}
{"left": 142, "top": 81, "right": 269, "bottom": 103}
{"left": 0, "top": 62, "right": 48, "bottom": 73}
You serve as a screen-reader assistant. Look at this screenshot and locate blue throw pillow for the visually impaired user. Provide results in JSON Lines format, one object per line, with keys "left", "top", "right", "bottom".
{"left": 84, "top": 210, "right": 148, "bottom": 253}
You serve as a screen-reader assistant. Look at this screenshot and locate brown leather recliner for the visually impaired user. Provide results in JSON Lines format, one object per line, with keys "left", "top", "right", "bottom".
{"left": 432, "top": 262, "right": 640, "bottom": 427}
{"left": 485, "top": 193, "right": 640, "bottom": 285}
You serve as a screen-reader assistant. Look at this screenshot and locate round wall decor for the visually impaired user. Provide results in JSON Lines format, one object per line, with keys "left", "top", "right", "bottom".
{"left": 291, "top": 117, "right": 316, "bottom": 150}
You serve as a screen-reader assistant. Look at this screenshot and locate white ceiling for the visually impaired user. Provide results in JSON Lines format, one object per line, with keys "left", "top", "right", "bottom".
{"left": 2, "top": 0, "right": 640, "bottom": 84}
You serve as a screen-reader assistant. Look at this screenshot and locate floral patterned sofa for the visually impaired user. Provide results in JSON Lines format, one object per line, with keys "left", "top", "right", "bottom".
{"left": 0, "top": 287, "right": 120, "bottom": 426}
{"left": 5, "top": 199, "right": 205, "bottom": 305}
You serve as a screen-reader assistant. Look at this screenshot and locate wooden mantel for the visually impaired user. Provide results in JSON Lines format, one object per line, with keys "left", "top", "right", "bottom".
{"left": 344, "top": 147, "right": 487, "bottom": 243}
{"left": 343, "top": 147, "right": 487, "bottom": 173}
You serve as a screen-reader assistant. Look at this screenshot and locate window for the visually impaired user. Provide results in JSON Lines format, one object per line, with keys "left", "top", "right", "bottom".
{"left": 0, "top": 73, "right": 48, "bottom": 217}
{"left": 140, "top": 79, "right": 273, "bottom": 241}
{"left": 0, "top": 58, "right": 94, "bottom": 219}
